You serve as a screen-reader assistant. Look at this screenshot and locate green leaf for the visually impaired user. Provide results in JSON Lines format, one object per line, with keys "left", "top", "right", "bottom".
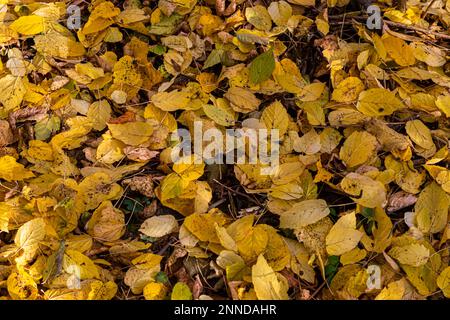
{"left": 203, "top": 49, "right": 224, "bottom": 69}
{"left": 360, "top": 207, "right": 375, "bottom": 220}
{"left": 34, "top": 116, "right": 60, "bottom": 140}
{"left": 155, "top": 271, "right": 169, "bottom": 285}
{"left": 148, "top": 14, "right": 183, "bottom": 35}
{"left": 171, "top": 282, "right": 192, "bottom": 300}
{"left": 249, "top": 49, "right": 275, "bottom": 84}
{"left": 150, "top": 44, "right": 167, "bottom": 55}
{"left": 325, "top": 255, "right": 340, "bottom": 282}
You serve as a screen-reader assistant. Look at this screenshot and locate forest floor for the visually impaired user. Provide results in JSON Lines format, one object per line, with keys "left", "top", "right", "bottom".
{"left": 0, "top": 0, "right": 449, "bottom": 300}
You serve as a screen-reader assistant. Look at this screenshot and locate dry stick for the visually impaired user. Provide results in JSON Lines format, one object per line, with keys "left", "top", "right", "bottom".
{"left": 309, "top": 281, "right": 327, "bottom": 300}
{"left": 328, "top": 15, "right": 450, "bottom": 40}
{"left": 213, "top": 179, "right": 262, "bottom": 206}
{"left": 384, "top": 20, "right": 450, "bottom": 40}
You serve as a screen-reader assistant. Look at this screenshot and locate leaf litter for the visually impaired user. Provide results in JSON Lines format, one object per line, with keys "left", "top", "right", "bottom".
{"left": 0, "top": 0, "right": 449, "bottom": 301}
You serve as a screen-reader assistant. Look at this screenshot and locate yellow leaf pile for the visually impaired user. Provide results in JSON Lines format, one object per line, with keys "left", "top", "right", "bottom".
{"left": 0, "top": 0, "right": 449, "bottom": 301}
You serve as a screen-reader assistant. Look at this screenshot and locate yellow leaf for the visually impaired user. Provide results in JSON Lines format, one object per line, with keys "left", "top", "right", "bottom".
{"left": 385, "top": 156, "right": 425, "bottom": 194}
{"left": 273, "top": 59, "right": 306, "bottom": 94}
{"left": 88, "top": 280, "right": 118, "bottom": 300}
{"left": 44, "top": 289, "right": 85, "bottom": 300}
{"left": 143, "top": 282, "right": 167, "bottom": 300}
{"left": 173, "top": 155, "right": 205, "bottom": 182}
{"left": 340, "top": 248, "right": 367, "bottom": 265}
{"left": 326, "top": 212, "right": 363, "bottom": 256}
{"left": 108, "top": 122, "right": 153, "bottom": 146}
{"left": 414, "top": 182, "right": 449, "bottom": 234}
{"left": 144, "top": 103, "right": 178, "bottom": 131}
{"left": 86, "top": 201, "right": 125, "bottom": 242}
{"left": 279, "top": 199, "right": 330, "bottom": 229}
{"left": 124, "top": 267, "right": 159, "bottom": 295}
{"left": 357, "top": 88, "right": 404, "bottom": 116}
{"left": 411, "top": 42, "right": 446, "bottom": 67}
{"left": 63, "top": 249, "right": 100, "bottom": 280}
{"left": 171, "top": 282, "right": 193, "bottom": 300}
{"left": 225, "top": 215, "right": 269, "bottom": 262}
{"left": 382, "top": 35, "right": 415, "bottom": 66}
{"left": 193, "top": 71, "right": 217, "bottom": 93}
{"left": 269, "top": 181, "right": 304, "bottom": 200}
{"left": 35, "top": 31, "right": 85, "bottom": 59}
{"left": 332, "top": 77, "right": 365, "bottom": 103}
{"left": 109, "top": 56, "right": 142, "bottom": 100}
{"left": 245, "top": 5, "right": 272, "bottom": 31}
{"left": 96, "top": 137, "right": 125, "bottom": 164}
{"left": 183, "top": 210, "right": 228, "bottom": 243}
{"left": 260, "top": 100, "right": 289, "bottom": 136}
{"left": 405, "top": 120, "right": 434, "bottom": 150}
{"left": 340, "top": 173, "right": 387, "bottom": 208}
{"left": 389, "top": 243, "right": 429, "bottom": 267}
{"left": 75, "top": 172, "right": 123, "bottom": 213}
{"left": 271, "top": 161, "right": 305, "bottom": 185}
{"left": 14, "top": 218, "right": 46, "bottom": 260}
{"left": 260, "top": 225, "right": 291, "bottom": 271}
{"left": 151, "top": 90, "right": 191, "bottom": 111}
{"left": 7, "top": 268, "right": 38, "bottom": 300}
{"left": 315, "top": 17, "right": 329, "bottom": 36}
{"left": 364, "top": 118, "right": 411, "bottom": 154}
{"left": 0, "top": 74, "right": 26, "bottom": 112}
{"left": 131, "top": 253, "right": 163, "bottom": 270}
{"left": 252, "top": 255, "right": 289, "bottom": 300}
{"left": 328, "top": 108, "right": 368, "bottom": 127}
{"left": 319, "top": 127, "right": 342, "bottom": 153}
{"left": 436, "top": 95, "right": 450, "bottom": 117}
{"left": 224, "top": 87, "right": 261, "bottom": 113}
{"left": 10, "top": 15, "right": 45, "bottom": 35}
{"left": 314, "top": 160, "right": 334, "bottom": 183}
{"left": 197, "top": 14, "right": 223, "bottom": 36}
{"left": 203, "top": 98, "right": 236, "bottom": 127}
{"left": 87, "top": 100, "right": 111, "bottom": 131}
{"left": 215, "top": 224, "right": 238, "bottom": 252}
{"left": 375, "top": 279, "right": 406, "bottom": 300}
{"left": 371, "top": 207, "right": 393, "bottom": 253}
{"left": 26, "top": 140, "right": 54, "bottom": 161}
{"left": 268, "top": 1, "right": 293, "bottom": 26}
{"left": 76, "top": 62, "right": 105, "bottom": 80}
{"left": 139, "top": 215, "right": 178, "bottom": 238}
{"left": 81, "top": 1, "right": 120, "bottom": 34}
{"left": 339, "top": 131, "right": 377, "bottom": 168}
{"left": 437, "top": 267, "right": 450, "bottom": 298}
{"left": 287, "top": 0, "right": 315, "bottom": 5}
{"left": 235, "top": 223, "right": 269, "bottom": 262}
{"left": 159, "top": 173, "right": 189, "bottom": 201}
{"left": 0, "top": 155, "right": 34, "bottom": 181}
{"left": 294, "top": 129, "right": 321, "bottom": 155}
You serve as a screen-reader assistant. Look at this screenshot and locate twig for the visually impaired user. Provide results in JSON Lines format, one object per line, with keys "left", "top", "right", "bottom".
{"left": 328, "top": 14, "right": 450, "bottom": 40}
{"left": 384, "top": 20, "right": 450, "bottom": 40}
{"left": 157, "top": 238, "right": 176, "bottom": 255}
{"left": 213, "top": 179, "right": 262, "bottom": 206}
{"left": 309, "top": 281, "right": 327, "bottom": 300}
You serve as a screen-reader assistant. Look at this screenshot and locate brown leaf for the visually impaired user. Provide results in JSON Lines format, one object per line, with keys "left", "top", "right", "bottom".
{"left": 0, "top": 120, "right": 14, "bottom": 147}
{"left": 387, "top": 191, "right": 417, "bottom": 213}
{"left": 124, "top": 146, "right": 159, "bottom": 162}
{"left": 122, "top": 175, "right": 155, "bottom": 198}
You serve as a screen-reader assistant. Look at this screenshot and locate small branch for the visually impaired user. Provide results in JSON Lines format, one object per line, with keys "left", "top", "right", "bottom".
{"left": 384, "top": 20, "right": 450, "bottom": 40}
{"left": 213, "top": 179, "right": 262, "bottom": 206}
{"left": 328, "top": 15, "right": 450, "bottom": 40}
